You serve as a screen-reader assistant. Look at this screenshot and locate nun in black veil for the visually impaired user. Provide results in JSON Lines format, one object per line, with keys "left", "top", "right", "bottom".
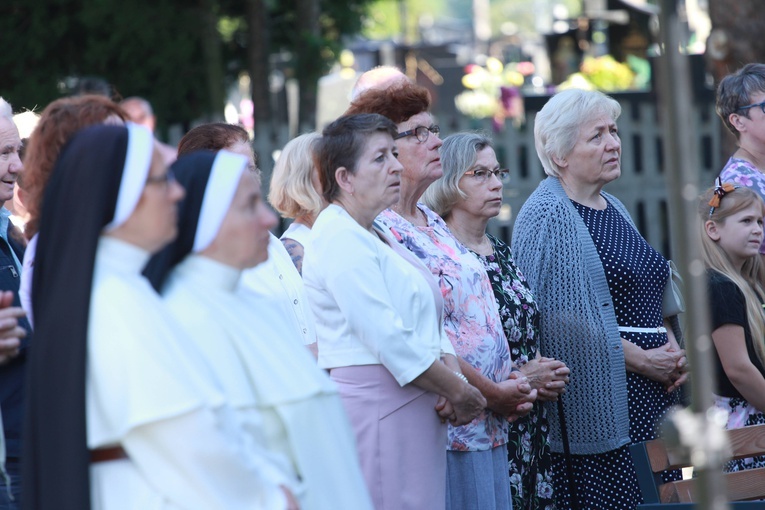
{"left": 143, "top": 150, "right": 373, "bottom": 510}
{"left": 22, "top": 124, "right": 293, "bottom": 510}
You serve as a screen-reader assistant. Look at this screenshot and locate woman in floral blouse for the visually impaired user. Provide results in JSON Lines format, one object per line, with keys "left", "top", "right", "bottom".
{"left": 424, "top": 132, "right": 570, "bottom": 510}
{"left": 346, "top": 82, "right": 535, "bottom": 510}
{"left": 716, "top": 63, "right": 765, "bottom": 256}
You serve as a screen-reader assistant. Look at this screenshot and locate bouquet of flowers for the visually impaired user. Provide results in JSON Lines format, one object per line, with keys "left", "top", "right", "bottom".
{"left": 455, "top": 57, "right": 533, "bottom": 131}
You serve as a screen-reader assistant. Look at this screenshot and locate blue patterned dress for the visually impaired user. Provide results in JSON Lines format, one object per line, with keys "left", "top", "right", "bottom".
{"left": 550, "top": 200, "right": 681, "bottom": 510}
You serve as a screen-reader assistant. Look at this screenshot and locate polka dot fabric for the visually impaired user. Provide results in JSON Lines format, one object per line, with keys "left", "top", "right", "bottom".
{"left": 551, "top": 446, "right": 641, "bottom": 509}
{"left": 551, "top": 200, "right": 682, "bottom": 509}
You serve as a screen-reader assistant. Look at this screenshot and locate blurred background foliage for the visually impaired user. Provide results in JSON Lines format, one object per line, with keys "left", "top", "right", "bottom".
{"left": 0, "top": 0, "right": 209, "bottom": 125}
{"left": 0, "top": 0, "right": 375, "bottom": 131}
{"left": 0, "top": 0, "right": 759, "bottom": 141}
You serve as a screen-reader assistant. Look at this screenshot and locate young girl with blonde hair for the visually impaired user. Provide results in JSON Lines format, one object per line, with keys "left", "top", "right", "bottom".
{"left": 701, "top": 179, "right": 765, "bottom": 472}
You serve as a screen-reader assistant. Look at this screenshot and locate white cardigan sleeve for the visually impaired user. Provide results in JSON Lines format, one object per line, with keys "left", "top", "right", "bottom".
{"left": 440, "top": 327, "right": 456, "bottom": 357}
{"left": 311, "top": 213, "right": 439, "bottom": 386}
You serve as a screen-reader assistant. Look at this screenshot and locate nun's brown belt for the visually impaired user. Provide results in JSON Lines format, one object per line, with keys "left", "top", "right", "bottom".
{"left": 90, "top": 446, "right": 128, "bottom": 463}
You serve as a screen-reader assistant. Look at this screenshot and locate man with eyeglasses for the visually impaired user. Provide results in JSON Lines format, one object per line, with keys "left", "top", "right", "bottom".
{"left": 716, "top": 63, "right": 765, "bottom": 257}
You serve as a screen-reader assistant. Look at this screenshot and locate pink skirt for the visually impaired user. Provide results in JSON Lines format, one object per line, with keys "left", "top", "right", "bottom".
{"left": 331, "top": 364, "right": 447, "bottom": 510}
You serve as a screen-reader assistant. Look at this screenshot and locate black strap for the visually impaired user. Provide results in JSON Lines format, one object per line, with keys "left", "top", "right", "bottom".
{"left": 558, "top": 397, "right": 580, "bottom": 510}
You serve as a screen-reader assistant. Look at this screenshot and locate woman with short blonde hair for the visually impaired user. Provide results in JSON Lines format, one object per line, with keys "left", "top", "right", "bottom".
{"left": 269, "top": 133, "right": 323, "bottom": 221}
{"left": 268, "top": 133, "right": 324, "bottom": 275}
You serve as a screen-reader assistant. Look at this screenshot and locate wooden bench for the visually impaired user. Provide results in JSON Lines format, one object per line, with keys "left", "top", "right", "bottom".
{"left": 630, "top": 423, "right": 765, "bottom": 509}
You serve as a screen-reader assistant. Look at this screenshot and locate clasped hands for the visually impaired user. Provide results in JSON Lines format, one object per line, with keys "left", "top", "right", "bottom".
{"left": 0, "top": 291, "right": 27, "bottom": 365}
{"left": 435, "top": 355, "right": 571, "bottom": 426}
{"left": 519, "top": 356, "right": 570, "bottom": 402}
{"left": 434, "top": 370, "right": 538, "bottom": 426}
{"left": 435, "top": 384, "right": 485, "bottom": 427}
{"left": 490, "top": 356, "right": 570, "bottom": 422}
{"left": 644, "top": 343, "right": 688, "bottom": 393}
{"left": 622, "top": 337, "right": 688, "bottom": 393}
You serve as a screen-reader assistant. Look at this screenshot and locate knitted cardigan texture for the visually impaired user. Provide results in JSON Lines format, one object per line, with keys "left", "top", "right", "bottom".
{"left": 511, "top": 177, "right": 632, "bottom": 455}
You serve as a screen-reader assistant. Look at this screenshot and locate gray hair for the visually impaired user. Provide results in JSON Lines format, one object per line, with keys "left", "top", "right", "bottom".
{"left": 423, "top": 132, "right": 493, "bottom": 219}
{"left": 268, "top": 132, "right": 324, "bottom": 219}
{"left": 0, "top": 97, "right": 12, "bottom": 122}
{"left": 534, "top": 88, "right": 621, "bottom": 178}
{"left": 715, "top": 63, "right": 765, "bottom": 138}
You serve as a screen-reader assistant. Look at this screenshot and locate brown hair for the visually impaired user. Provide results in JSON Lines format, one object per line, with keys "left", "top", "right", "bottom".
{"left": 177, "top": 123, "right": 249, "bottom": 156}
{"left": 315, "top": 114, "right": 397, "bottom": 203}
{"left": 23, "top": 95, "right": 127, "bottom": 238}
{"left": 345, "top": 82, "right": 431, "bottom": 124}
{"left": 716, "top": 63, "right": 765, "bottom": 138}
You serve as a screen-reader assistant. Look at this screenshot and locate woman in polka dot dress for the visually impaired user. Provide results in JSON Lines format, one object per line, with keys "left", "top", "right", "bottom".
{"left": 512, "top": 89, "right": 688, "bottom": 509}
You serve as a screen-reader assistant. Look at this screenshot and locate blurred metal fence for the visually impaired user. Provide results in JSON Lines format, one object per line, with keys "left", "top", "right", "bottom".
{"left": 450, "top": 93, "right": 721, "bottom": 257}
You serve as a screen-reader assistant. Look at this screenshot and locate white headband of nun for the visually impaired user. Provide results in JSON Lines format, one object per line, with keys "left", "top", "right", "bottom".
{"left": 192, "top": 150, "right": 249, "bottom": 253}
{"left": 104, "top": 122, "right": 154, "bottom": 231}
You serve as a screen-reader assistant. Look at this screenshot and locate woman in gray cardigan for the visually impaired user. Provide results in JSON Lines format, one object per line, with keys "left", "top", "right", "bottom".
{"left": 511, "top": 88, "right": 688, "bottom": 510}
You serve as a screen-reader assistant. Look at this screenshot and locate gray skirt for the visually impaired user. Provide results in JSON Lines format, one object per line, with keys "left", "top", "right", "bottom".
{"left": 446, "top": 444, "right": 513, "bottom": 510}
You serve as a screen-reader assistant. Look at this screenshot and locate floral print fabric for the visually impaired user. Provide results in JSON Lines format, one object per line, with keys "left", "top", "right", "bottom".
{"left": 714, "top": 395, "right": 765, "bottom": 472}
{"left": 472, "top": 234, "right": 556, "bottom": 510}
{"left": 720, "top": 157, "right": 765, "bottom": 254}
{"left": 377, "top": 205, "right": 512, "bottom": 452}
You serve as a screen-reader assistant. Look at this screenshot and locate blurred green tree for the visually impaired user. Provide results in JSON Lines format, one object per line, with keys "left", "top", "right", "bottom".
{"left": 0, "top": 0, "right": 214, "bottom": 131}
{"left": 219, "top": 0, "right": 374, "bottom": 129}
{"left": 1, "top": 0, "right": 374, "bottom": 130}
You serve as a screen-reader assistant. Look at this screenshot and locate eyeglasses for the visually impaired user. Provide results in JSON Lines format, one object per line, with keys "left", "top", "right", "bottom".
{"left": 737, "top": 100, "right": 765, "bottom": 115}
{"left": 394, "top": 125, "right": 440, "bottom": 143}
{"left": 463, "top": 167, "right": 510, "bottom": 183}
{"left": 145, "top": 168, "right": 176, "bottom": 186}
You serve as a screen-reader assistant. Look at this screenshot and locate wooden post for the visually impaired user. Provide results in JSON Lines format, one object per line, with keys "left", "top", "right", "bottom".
{"left": 655, "top": 0, "right": 728, "bottom": 508}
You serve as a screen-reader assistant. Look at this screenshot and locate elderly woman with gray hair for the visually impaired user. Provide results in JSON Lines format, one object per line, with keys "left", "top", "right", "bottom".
{"left": 423, "top": 132, "right": 568, "bottom": 510}
{"left": 510, "top": 88, "right": 687, "bottom": 509}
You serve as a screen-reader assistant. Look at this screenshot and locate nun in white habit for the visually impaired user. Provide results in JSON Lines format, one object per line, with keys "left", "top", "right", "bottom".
{"left": 24, "top": 124, "right": 293, "bottom": 510}
{"left": 143, "top": 150, "right": 373, "bottom": 510}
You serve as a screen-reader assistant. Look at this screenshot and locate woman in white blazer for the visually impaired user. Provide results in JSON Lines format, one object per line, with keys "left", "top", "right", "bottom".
{"left": 302, "top": 113, "right": 486, "bottom": 510}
